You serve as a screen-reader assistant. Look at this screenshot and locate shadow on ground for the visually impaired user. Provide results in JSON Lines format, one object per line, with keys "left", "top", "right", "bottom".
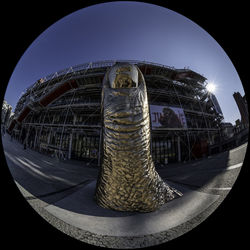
{"left": 2, "top": 134, "right": 247, "bottom": 215}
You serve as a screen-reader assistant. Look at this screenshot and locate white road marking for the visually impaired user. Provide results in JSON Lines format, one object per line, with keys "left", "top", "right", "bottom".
{"left": 209, "top": 187, "right": 232, "bottom": 191}
{"left": 226, "top": 162, "right": 243, "bottom": 170}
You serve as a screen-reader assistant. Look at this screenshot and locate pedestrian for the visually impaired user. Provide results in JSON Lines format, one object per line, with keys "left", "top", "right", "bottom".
{"left": 23, "top": 137, "right": 27, "bottom": 150}
{"left": 21, "top": 128, "right": 27, "bottom": 149}
{"left": 10, "top": 130, "right": 14, "bottom": 141}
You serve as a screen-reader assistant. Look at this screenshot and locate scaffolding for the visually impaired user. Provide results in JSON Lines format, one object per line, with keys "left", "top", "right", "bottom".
{"left": 9, "top": 60, "right": 223, "bottom": 165}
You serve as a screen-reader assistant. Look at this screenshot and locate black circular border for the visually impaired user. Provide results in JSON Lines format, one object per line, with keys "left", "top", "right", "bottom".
{"left": 1, "top": 1, "right": 249, "bottom": 249}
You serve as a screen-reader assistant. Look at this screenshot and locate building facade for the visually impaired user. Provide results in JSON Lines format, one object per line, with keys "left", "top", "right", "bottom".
{"left": 1, "top": 100, "right": 13, "bottom": 128}
{"left": 233, "top": 92, "right": 249, "bottom": 127}
{"left": 8, "top": 60, "right": 224, "bottom": 165}
{"left": 221, "top": 122, "right": 234, "bottom": 139}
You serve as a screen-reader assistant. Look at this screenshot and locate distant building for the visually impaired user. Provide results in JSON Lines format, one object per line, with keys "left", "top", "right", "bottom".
{"left": 221, "top": 122, "right": 234, "bottom": 138}
{"left": 1, "top": 100, "right": 13, "bottom": 127}
{"left": 210, "top": 94, "right": 223, "bottom": 115}
{"left": 233, "top": 92, "right": 249, "bottom": 127}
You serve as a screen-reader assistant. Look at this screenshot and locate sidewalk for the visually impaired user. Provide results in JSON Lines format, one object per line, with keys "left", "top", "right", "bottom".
{"left": 2, "top": 133, "right": 246, "bottom": 248}
{"left": 2, "top": 134, "right": 98, "bottom": 202}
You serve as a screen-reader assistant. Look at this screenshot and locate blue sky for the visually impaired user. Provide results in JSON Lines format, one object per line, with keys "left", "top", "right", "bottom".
{"left": 4, "top": 1, "right": 245, "bottom": 124}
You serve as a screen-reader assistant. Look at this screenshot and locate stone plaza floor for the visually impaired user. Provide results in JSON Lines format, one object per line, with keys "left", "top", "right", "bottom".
{"left": 2, "top": 133, "right": 248, "bottom": 248}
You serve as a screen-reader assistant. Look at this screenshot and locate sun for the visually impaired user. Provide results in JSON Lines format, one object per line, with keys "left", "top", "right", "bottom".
{"left": 206, "top": 82, "right": 216, "bottom": 93}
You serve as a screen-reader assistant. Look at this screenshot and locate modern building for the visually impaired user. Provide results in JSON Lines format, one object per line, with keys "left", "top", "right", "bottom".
{"left": 221, "top": 122, "right": 234, "bottom": 139}
{"left": 1, "top": 100, "right": 13, "bottom": 128}
{"left": 8, "top": 60, "right": 224, "bottom": 165}
{"left": 233, "top": 92, "right": 249, "bottom": 127}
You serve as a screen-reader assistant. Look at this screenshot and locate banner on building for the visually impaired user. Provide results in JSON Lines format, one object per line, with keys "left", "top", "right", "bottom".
{"left": 150, "top": 105, "right": 187, "bottom": 129}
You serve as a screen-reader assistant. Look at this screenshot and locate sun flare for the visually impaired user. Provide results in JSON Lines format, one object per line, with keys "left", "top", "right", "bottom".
{"left": 206, "top": 82, "right": 216, "bottom": 93}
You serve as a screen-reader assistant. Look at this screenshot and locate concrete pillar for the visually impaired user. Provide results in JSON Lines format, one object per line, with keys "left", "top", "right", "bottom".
{"left": 34, "top": 128, "right": 38, "bottom": 149}
{"left": 68, "top": 131, "right": 73, "bottom": 159}
{"left": 73, "top": 114, "right": 77, "bottom": 125}
{"left": 26, "top": 125, "right": 31, "bottom": 147}
{"left": 47, "top": 129, "right": 51, "bottom": 144}
{"left": 38, "top": 127, "right": 43, "bottom": 152}
{"left": 177, "top": 136, "right": 181, "bottom": 162}
{"left": 186, "top": 132, "right": 191, "bottom": 161}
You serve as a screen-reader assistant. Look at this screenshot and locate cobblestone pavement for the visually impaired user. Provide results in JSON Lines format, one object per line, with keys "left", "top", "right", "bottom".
{"left": 2, "top": 134, "right": 248, "bottom": 248}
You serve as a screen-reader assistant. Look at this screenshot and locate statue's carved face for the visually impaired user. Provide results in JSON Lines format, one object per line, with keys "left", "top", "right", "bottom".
{"left": 108, "top": 64, "right": 138, "bottom": 89}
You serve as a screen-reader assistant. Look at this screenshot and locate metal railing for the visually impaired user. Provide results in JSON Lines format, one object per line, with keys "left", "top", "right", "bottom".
{"left": 31, "top": 60, "right": 177, "bottom": 85}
